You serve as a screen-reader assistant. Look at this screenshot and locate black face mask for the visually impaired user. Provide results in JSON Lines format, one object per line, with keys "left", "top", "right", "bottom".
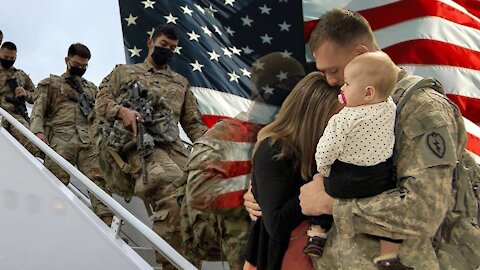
{"left": 152, "top": 46, "right": 173, "bottom": 66}
{"left": 0, "top": 58, "right": 15, "bottom": 69}
{"left": 69, "top": 66, "right": 86, "bottom": 77}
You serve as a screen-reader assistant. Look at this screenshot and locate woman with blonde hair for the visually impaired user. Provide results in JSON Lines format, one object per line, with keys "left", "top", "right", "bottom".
{"left": 244, "top": 72, "right": 342, "bottom": 270}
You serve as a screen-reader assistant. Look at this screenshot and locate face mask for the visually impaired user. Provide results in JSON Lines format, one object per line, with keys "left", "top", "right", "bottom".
{"left": 0, "top": 58, "right": 15, "bottom": 69}
{"left": 69, "top": 65, "right": 86, "bottom": 77}
{"left": 152, "top": 46, "right": 173, "bottom": 66}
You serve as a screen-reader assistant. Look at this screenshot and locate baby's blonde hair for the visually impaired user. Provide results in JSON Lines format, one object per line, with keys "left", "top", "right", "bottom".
{"left": 348, "top": 51, "right": 397, "bottom": 99}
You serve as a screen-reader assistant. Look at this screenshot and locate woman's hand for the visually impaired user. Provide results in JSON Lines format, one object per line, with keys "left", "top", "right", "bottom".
{"left": 244, "top": 184, "right": 262, "bottom": 221}
{"left": 299, "top": 173, "right": 333, "bottom": 215}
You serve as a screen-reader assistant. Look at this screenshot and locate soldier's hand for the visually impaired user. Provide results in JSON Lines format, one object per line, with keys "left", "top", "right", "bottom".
{"left": 36, "top": 132, "right": 49, "bottom": 144}
{"left": 15, "top": 87, "right": 27, "bottom": 98}
{"left": 299, "top": 173, "right": 333, "bottom": 216}
{"left": 117, "top": 107, "right": 144, "bottom": 136}
{"left": 244, "top": 184, "right": 262, "bottom": 221}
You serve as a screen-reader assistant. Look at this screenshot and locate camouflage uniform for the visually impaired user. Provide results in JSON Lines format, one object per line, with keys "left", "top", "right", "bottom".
{"left": 183, "top": 116, "right": 263, "bottom": 269}
{"left": 30, "top": 73, "right": 112, "bottom": 222}
{"left": 313, "top": 70, "right": 467, "bottom": 270}
{"left": 0, "top": 64, "right": 38, "bottom": 154}
{"left": 95, "top": 61, "right": 207, "bottom": 269}
{"left": 183, "top": 52, "right": 306, "bottom": 270}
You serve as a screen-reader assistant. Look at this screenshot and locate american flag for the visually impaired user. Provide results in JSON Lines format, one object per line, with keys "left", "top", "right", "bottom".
{"left": 303, "top": 0, "right": 480, "bottom": 162}
{"left": 118, "top": 0, "right": 480, "bottom": 209}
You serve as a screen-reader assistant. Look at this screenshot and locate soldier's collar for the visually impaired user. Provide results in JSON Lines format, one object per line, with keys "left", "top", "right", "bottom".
{"left": 391, "top": 68, "right": 410, "bottom": 104}
{"left": 0, "top": 65, "right": 16, "bottom": 72}
{"left": 61, "top": 72, "right": 87, "bottom": 82}
{"left": 143, "top": 59, "right": 171, "bottom": 74}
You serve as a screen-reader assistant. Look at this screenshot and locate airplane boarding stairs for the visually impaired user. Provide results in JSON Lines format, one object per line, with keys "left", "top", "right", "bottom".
{"left": 0, "top": 107, "right": 197, "bottom": 270}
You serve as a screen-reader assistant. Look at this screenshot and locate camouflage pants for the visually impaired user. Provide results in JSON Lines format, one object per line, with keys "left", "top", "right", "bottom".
{"left": 179, "top": 194, "right": 250, "bottom": 270}
{"left": 2, "top": 115, "right": 41, "bottom": 157}
{"left": 128, "top": 147, "right": 190, "bottom": 270}
{"left": 44, "top": 134, "right": 113, "bottom": 221}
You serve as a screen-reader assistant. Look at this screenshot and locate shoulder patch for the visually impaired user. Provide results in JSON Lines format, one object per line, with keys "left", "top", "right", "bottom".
{"left": 426, "top": 131, "right": 446, "bottom": 158}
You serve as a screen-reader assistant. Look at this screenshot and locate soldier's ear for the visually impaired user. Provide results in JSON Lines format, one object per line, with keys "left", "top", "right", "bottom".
{"left": 354, "top": 45, "right": 369, "bottom": 55}
{"left": 65, "top": 57, "right": 69, "bottom": 66}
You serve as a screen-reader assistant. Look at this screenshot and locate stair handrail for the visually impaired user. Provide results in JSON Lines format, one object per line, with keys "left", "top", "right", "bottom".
{"left": 0, "top": 107, "right": 197, "bottom": 270}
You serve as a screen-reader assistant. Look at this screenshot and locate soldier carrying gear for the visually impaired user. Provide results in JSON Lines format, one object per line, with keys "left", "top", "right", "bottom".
{"left": 66, "top": 76, "right": 95, "bottom": 117}
{"left": 95, "top": 25, "right": 207, "bottom": 270}
{"left": 0, "top": 41, "right": 38, "bottom": 155}
{"left": 30, "top": 43, "right": 113, "bottom": 226}
{"left": 100, "top": 79, "right": 178, "bottom": 190}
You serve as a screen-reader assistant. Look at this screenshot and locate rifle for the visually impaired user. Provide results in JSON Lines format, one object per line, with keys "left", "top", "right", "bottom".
{"left": 124, "top": 81, "right": 155, "bottom": 185}
{"left": 66, "top": 76, "right": 94, "bottom": 117}
{"left": 5, "top": 77, "right": 30, "bottom": 123}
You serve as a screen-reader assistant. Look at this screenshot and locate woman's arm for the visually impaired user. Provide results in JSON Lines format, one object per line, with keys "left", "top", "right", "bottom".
{"left": 253, "top": 139, "right": 306, "bottom": 242}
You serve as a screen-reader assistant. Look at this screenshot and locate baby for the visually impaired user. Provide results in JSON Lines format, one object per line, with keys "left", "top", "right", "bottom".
{"left": 304, "top": 52, "right": 412, "bottom": 269}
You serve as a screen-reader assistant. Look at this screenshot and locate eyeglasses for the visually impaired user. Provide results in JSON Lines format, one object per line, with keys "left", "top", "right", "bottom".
{"left": 69, "top": 60, "right": 88, "bottom": 69}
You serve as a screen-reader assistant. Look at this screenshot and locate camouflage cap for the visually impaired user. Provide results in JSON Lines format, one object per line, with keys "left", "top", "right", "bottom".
{"left": 251, "top": 52, "right": 305, "bottom": 105}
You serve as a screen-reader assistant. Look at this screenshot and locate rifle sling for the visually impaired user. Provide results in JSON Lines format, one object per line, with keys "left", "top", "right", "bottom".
{"left": 107, "top": 147, "right": 132, "bottom": 174}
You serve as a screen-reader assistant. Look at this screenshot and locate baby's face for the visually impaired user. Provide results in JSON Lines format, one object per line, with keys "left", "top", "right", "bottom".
{"left": 340, "top": 63, "right": 369, "bottom": 107}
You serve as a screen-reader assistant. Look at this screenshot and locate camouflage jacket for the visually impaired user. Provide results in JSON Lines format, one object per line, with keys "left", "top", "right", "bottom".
{"left": 186, "top": 116, "right": 263, "bottom": 211}
{"left": 315, "top": 70, "right": 465, "bottom": 270}
{"left": 0, "top": 65, "right": 35, "bottom": 114}
{"left": 96, "top": 61, "right": 207, "bottom": 153}
{"left": 30, "top": 73, "right": 97, "bottom": 144}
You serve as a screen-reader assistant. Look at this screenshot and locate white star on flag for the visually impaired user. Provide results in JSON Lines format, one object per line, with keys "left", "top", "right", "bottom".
{"left": 141, "top": 0, "right": 155, "bottom": 9}
{"left": 240, "top": 68, "right": 251, "bottom": 77}
{"left": 181, "top": 5, "right": 194, "bottom": 16}
{"left": 225, "top": 0, "right": 235, "bottom": 7}
{"left": 207, "top": 5, "right": 218, "bottom": 15}
{"left": 195, "top": 4, "right": 206, "bottom": 14}
{"left": 260, "top": 34, "right": 273, "bottom": 44}
{"left": 276, "top": 71, "right": 288, "bottom": 81}
{"left": 187, "top": 30, "right": 200, "bottom": 42}
{"left": 242, "top": 46, "right": 253, "bottom": 54}
{"left": 213, "top": 25, "right": 222, "bottom": 35}
{"left": 208, "top": 50, "right": 221, "bottom": 61}
{"left": 147, "top": 27, "right": 155, "bottom": 37}
{"left": 228, "top": 71, "right": 240, "bottom": 83}
{"left": 225, "top": 27, "right": 235, "bottom": 36}
{"left": 259, "top": 5, "right": 271, "bottom": 15}
{"left": 124, "top": 14, "right": 138, "bottom": 26}
{"left": 164, "top": 13, "right": 178, "bottom": 24}
{"left": 241, "top": 15, "right": 253, "bottom": 27}
{"left": 278, "top": 21, "right": 291, "bottom": 31}
{"left": 253, "top": 60, "right": 265, "bottom": 70}
{"left": 280, "top": 50, "right": 292, "bottom": 58}
{"left": 222, "top": 47, "right": 233, "bottom": 58}
{"left": 190, "top": 60, "right": 204, "bottom": 72}
{"left": 202, "top": 26, "right": 213, "bottom": 37}
{"left": 128, "top": 46, "right": 142, "bottom": 57}
{"left": 230, "top": 46, "right": 242, "bottom": 55}
{"left": 174, "top": 46, "right": 182, "bottom": 54}
{"left": 262, "top": 85, "right": 275, "bottom": 95}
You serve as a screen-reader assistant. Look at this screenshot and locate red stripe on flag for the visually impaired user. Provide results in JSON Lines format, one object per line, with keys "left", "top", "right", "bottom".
{"left": 201, "top": 114, "right": 233, "bottom": 128}
{"left": 466, "top": 132, "right": 480, "bottom": 156}
{"left": 303, "top": 0, "right": 480, "bottom": 43}
{"left": 447, "top": 94, "right": 480, "bottom": 124}
{"left": 210, "top": 160, "right": 252, "bottom": 179}
{"left": 359, "top": 0, "right": 480, "bottom": 31}
{"left": 453, "top": 0, "right": 480, "bottom": 19}
{"left": 211, "top": 189, "right": 247, "bottom": 209}
{"left": 383, "top": 39, "right": 480, "bottom": 71}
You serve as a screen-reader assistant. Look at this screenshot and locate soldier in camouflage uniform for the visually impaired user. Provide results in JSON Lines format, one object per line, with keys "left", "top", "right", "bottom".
{"left": 0, "top": 41, "right": 38, "bottom": 155}
{"left": 30, "top": 43, "right": 112, "bottom": 225}
{"left": 245, "top": 9, "right": 479, "bottom": 270}
{"left": 296, "top": 9, "right": 477, "bottom": 270}
{"left": 182, "top": 52, "right": 305, "bottom": 270}
{"left": 95, "top": 25, "right": 207, "bottom": 269}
